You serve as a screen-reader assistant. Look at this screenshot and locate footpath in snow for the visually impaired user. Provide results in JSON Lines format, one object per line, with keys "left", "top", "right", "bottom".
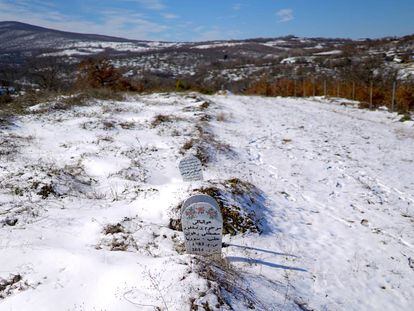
{"left": 0, "top": 93, "right": 413, "bottom": 310}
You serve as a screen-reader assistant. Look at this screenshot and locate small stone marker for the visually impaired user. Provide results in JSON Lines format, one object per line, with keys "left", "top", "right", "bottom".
{"left": 178, "top": 155, "right": 203, "bottom": 182}
{"left": 181, "top": 198, "right": 223, "bottom": 256}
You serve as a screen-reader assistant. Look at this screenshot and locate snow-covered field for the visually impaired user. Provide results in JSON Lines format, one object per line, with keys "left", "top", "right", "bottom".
{"left": 0, "top": 93, "right": 413, "bottom": 310}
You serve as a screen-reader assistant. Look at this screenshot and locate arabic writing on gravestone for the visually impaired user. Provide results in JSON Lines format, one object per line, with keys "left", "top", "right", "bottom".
{"left": 179, "top": 155, "right": 203, "bottom": 182}
{"left": 182, "top": 202, "right": 222, "bottom": 255}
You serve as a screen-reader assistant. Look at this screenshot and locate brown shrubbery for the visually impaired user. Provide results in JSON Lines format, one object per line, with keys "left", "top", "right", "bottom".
{"left": 246, "top": 78, "right": 414, "bottom": 113}
{"left": 74, "top": 58, "right": 217, "bottom": 95}
{"left": 396, "top": 83, "right": 414, "bottom": 112}
{"left": 76, "top": 58, "right": 135, "bottom": 92}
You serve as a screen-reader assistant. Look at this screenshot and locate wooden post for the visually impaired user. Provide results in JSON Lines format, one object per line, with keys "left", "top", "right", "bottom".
{"left": 324, "top": 80, "right": 327, "bottom": 97}
{"left": 369, "top": 81, "right": 373, "bottom": 109}
{"left": 294, "top": 79, "right": 297, "bottom": 97}
{"left": 352, "top": 81, "right": 355, "bottom": 100}
{"left": 303, "top": 79, "right": 306, "bottom": 97}
{"left": 391, "top": 81, "right": 396, "bottom": 112}
{"left": 336, "top": 82, "right": 340, "bottom": 98}
{"left": 313, "top": 79, "right": 316, "bottom": 97}
{"left": 284, "top": 80, "right": 289, "bottom": 97}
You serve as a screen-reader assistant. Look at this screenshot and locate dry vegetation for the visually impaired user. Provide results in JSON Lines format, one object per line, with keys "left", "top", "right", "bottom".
{"left": 246, "top": 78, "right": 414, "bottom": 113}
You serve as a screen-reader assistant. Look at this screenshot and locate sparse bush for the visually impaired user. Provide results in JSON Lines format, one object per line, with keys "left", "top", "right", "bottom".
{"left": 180, "top": 139, "right": 196, "bottom": 153}
{"left": 399, "top": 113, "right": 412, "bottom": 122}
{"left": 103, "top": 223, "right": 125, "bottom": 235}
{"left": 0, "top": 94, "right": 13, "bottom": 105}
{"left": 180, "top": 122, "right": 234, "bottom": 165}
{"left": 199, "top": 101, "right": 210, "bottom": 110}
{"left": 396, "top": 83, "right": 414, "bottom": 113}
{"left": 151, "top": 114, "right": 174, "bottom": 128}
{"left": 176, "top": 79, "right": 190, "bottom": 92}
{"left": 37, "top": 183, "right": 56, "bottom": 199}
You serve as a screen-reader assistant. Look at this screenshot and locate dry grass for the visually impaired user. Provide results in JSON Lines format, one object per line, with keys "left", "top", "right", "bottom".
{"left": 180, "top": 122, "right": 234, "bottom": 165}
{"left": 199, "top": 101, "right": 210, "bottom": 110}
{"left": 103, "top": 223, "right": 125, "bottom": 235}
{"left": 151, "top": 114, "right": 174, "bottom": 128}
{"left": 1, "top": 88, "right": 126, "bottom": 117}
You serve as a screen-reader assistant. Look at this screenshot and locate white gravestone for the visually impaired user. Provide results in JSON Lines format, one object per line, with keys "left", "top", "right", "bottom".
{"left": 179, "top": 155, "right": 203, "bottom": 182}
{"left": 182, "top": 194, "right": 220, "bottom": 212}
{"left": 181, "top": 201, "right": 223, "bottom": 256}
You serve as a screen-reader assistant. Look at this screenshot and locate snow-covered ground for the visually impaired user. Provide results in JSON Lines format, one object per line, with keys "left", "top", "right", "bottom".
{"left": 313, "top": 50, "right": 343, "bottom": 56}
{"left": 0, "top": 93, "right": 413, "bottom": 310}
{"left": 39, "top": 41, "right": 183, "bottom": 57}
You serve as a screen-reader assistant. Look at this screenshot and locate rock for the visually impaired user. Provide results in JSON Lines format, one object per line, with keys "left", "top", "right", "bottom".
{"left": 5, "top": 218, "right": 18, "bottom": 226}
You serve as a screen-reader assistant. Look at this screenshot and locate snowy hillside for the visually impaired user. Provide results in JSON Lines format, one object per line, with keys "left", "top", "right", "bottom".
{"left": 0, "top": 21, "right": 179, "bottom": 53}
{"left": 0, "top": 93, "right": 413, "bottom": 310}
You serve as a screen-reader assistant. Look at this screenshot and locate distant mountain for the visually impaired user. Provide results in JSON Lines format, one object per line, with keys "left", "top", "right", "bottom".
{"left": 0, "top": 21, "right": 147, "bottom": 52}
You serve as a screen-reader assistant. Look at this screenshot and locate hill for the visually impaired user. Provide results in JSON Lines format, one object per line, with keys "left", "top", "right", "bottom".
{"left": 0, "top": 93, "right": 413, "bottom": 309}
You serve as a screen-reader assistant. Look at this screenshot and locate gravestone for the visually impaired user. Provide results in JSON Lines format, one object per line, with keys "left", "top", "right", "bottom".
{"left": 181, "top": 201, "right": 223, "bottom": 256}
{"left": 182, "top": 194, "right": 220, "bottom": 213}
{"left": 178, "top": 155, "right": 203, "bottom": 182}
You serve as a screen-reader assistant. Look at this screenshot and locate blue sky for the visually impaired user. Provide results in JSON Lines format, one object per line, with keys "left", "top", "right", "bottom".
{"left": 0, "top": 0, "right": 413, "bottom": 41}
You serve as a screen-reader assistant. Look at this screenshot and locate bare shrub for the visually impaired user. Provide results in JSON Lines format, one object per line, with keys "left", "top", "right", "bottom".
{"left": 151, "top": 114, "right": 173, "bottom": 128}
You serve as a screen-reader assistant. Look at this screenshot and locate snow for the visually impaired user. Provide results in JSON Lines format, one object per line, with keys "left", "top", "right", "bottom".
{"left": 192, "top": 42, "right": 246, "bottom": 49}
{"left": 281, "top": 56, "right": 315, "bottom": 64}
{"left": 398, "top": 63, "right": 414, "bottom": 79}
{"left": 281, "top": 57, "right": 298, "bottom": 64}
{"left": 0, "top": 93, "right": 413, "bottom": 310}
{"left": 314, "top": 50, "right": 343, "bottom": 56}
{"left": 261, "top": 40, "right": 288, "bottom": 47}
{"left": 38, "top": 41, "right": 183, "bottom": 57}
{"left": 61, "top": 41, "right": 180, "bottom": 52}
{"left": 40, "top": 49, "right": 103, "bottom": 57}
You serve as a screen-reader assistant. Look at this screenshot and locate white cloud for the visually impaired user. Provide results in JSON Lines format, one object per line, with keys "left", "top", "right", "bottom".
{"left": 162, "top": 13, "right": 179, "bottom": 19}
{"left": 125, "top": 0, "right": 165, "bottom": 10}
{"left": 233, "top": 3, "right": 242, "bottom": 11}
{"left": 0, "top": 1, "right": 168, "bottom": 40}
{"left": 276, "top": 8, "right": 293, "bottom": 23}
{"left": 193, "top": 26, "right": 242, "bottom": 42}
